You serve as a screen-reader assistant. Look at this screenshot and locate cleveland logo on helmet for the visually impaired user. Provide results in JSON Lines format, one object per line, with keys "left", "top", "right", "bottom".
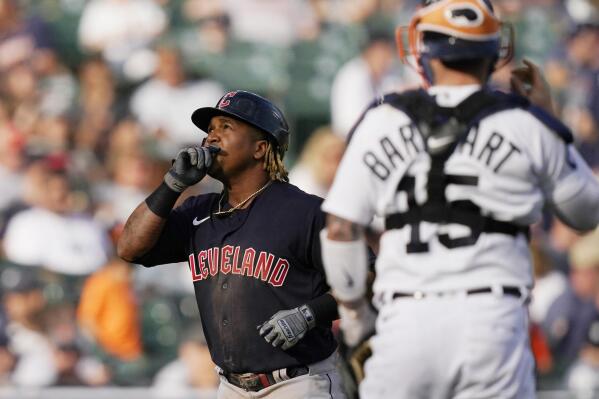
{"left": 191, "top": 90, "right": 290, "bottom": 157}
{"left": 218, "top": 91, "right": 238, "bottom": 108}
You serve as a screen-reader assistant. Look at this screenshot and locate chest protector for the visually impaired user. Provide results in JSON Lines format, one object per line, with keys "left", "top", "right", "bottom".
{"left": 381, "top": 89, "right": 563, "bottom": 250}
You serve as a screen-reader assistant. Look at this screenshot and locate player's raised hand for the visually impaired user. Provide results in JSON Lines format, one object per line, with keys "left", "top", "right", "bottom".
{"left": 164, "top": 146, "right": 220, "bottom": 192}
{"left": 510, "top": 59, "right": 555, "bottom": 116}
{"left": 338, "top": 299, "right": 376, "bottom": 347}
{"left": 257, "top": 305, "right": 316, "bottom": 350}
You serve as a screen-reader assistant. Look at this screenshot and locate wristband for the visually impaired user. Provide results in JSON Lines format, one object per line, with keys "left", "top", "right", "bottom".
{"left": 145, "top": 182, "right": 181, "bottom": 218}
{"left": 306, "top": 293, "right": 339, "bottom": 326}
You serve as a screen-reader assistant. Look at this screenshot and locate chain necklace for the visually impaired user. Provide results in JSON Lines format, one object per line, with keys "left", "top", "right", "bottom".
{"left": 213, "top": 180, "right": 272, "bottom": 217}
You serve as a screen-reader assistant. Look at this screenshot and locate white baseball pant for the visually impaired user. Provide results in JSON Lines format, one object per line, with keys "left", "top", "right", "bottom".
{"left": 361, "top": 291, "right": 535, "bottom": 399}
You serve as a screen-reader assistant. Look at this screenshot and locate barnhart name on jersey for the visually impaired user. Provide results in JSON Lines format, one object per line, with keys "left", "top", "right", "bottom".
{"left": 187, "top": 246, "right": 289, "bottom": 287}
{"left": 363, "top": 123, "right": 522, "bottom": 181}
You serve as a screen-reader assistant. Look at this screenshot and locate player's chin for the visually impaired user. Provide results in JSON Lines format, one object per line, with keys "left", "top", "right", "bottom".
{"left": 207, "top": 163, "right": 223, "bottom": 180}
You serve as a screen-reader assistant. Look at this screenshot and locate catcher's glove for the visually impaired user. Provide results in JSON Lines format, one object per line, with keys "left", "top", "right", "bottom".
{"left": 348, "top": 339, "right": 372, "bottom": 384}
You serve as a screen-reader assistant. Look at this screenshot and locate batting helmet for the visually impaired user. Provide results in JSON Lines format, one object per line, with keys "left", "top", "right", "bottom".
{"left": 397, "top": 0, "right": 513, "bottom": 85}
{"left": 192, "top": 90, "right": 290, "bottom": 156}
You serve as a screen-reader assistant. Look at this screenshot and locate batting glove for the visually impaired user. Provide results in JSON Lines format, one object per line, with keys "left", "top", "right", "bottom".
{"left": 258, "top": 304, "right": 316, "bottom": 350}
{"left": 164, "top": 146, "right": 219, "bottom": 192}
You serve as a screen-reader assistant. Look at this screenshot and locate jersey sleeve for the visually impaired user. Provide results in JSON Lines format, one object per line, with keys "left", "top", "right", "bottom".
{"left": 322, "top": 111, "right": 380, "bottom": 225}
{"left": 306, "top": 204, "right": 327, "bottom": 275}
{"left": 135, "top": 196, "right": 198, "bottom": 266}
{"left": 535, "top": 124, "right": 599, "bottom": 231}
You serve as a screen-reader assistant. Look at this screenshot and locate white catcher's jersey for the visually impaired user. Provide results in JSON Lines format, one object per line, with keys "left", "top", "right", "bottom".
{"left": 322, "top": 85, "right": 599, "bottom": 294}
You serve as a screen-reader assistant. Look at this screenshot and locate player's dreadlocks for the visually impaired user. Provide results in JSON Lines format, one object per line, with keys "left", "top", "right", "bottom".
{"left": 263, "top": 141, "right": 288, "bottom": 182}
{"left": 250, "top": 125, "right": 288, "bottom": 182}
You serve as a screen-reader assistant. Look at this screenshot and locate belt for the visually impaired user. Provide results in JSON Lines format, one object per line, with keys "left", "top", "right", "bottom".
{"left": 224, "top": 365, "right": 309, "bottom": 392}
{"left": 391, "top": 285, "right": 524, "bottom": 300}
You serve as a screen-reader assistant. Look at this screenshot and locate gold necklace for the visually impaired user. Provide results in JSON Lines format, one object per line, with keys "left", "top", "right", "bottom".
{"left": 213, "top": 180, "right": 272, "bottom": 217}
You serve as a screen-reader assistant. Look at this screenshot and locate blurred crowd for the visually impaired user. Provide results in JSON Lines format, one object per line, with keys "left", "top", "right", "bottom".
{"left": 0, "top": 0, "right": 598, "bottom": 394}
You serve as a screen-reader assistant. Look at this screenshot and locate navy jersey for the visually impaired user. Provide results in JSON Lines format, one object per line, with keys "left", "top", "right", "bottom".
{"left": 138, "top": 181, "right": 337, "bottom": 373}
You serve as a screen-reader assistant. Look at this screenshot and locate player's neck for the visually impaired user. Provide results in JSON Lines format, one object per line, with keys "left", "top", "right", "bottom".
{"left": 431, "top": 65, "right": 485, "bottom": 86}
{"left": 433, "top": 72, "right": 484, "bottom": 86}
{"left": 224, "top": 170, "right": 271, "bottom": 208}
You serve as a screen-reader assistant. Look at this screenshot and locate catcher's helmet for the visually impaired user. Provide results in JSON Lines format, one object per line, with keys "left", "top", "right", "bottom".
{"left": 192, "top": 90, "right": 290, "bottom": 157}
{"left": 397, "top": 0, "right": 513, "bottom": 85}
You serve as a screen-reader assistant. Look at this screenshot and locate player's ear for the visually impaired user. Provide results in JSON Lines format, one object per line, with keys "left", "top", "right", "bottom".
{"left": 250, "top": 127, "right": 269, "bottom": 160}
{"left": 253, "top": 139, "right": 268, "bottom": 160}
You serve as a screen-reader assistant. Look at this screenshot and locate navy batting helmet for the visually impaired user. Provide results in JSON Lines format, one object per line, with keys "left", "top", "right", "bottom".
{"left": 192, "top": 90, "right": 290, "bottom": 156}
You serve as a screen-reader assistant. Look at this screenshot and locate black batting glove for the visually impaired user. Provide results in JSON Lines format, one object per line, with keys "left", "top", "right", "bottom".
{"left": 257, "top": 304, "right": 316, "bottom": 350}
{"left": 164, "top": 146, "right": 219, "bottom": 192}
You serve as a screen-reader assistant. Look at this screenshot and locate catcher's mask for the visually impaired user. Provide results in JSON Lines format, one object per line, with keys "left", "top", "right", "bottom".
{"left": 396, "top": 0, "right": 514, "bottom": 86}
{"left": 192, "top": 90, "right": 290, "bottom": 158}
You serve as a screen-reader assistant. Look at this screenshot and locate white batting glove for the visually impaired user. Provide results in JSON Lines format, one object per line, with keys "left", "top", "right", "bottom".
{"left": 338, "top": 300, "right": 377, "bottom": 347}
{"left": 257, "top": 305, "right": 316, "bottom": 350}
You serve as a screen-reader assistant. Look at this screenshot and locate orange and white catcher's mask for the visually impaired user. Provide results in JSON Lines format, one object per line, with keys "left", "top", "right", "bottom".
{"left": 396, "top": 0, "right": 513, "bottom": 85}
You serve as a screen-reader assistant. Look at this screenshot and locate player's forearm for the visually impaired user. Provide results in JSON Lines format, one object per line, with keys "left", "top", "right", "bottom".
{"left": 117, "top": 201, "right": 169, "bottom": 262}
{"left": 118, "top": 181, "right": 183, "bottom": 262}
{"left": 326, "top": 214, "right": 364, "bottom": 241}
{"left": 321, "top": 214, "right": 369, "bottom": 307}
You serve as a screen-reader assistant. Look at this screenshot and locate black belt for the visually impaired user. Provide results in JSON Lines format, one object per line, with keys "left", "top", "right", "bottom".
{"left": 391, "top": 285, "right": 523, "bottom": 300}
{"left": 224, "top": 365, "right": 309, "bottom": 392}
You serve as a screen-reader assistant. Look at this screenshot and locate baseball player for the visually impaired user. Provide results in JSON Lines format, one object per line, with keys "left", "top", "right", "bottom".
{"left": 319, "top": 0, "right": 599, "bottom": 398}
{"left": 118, "top": 91, "right": 345, "bottom": 398}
